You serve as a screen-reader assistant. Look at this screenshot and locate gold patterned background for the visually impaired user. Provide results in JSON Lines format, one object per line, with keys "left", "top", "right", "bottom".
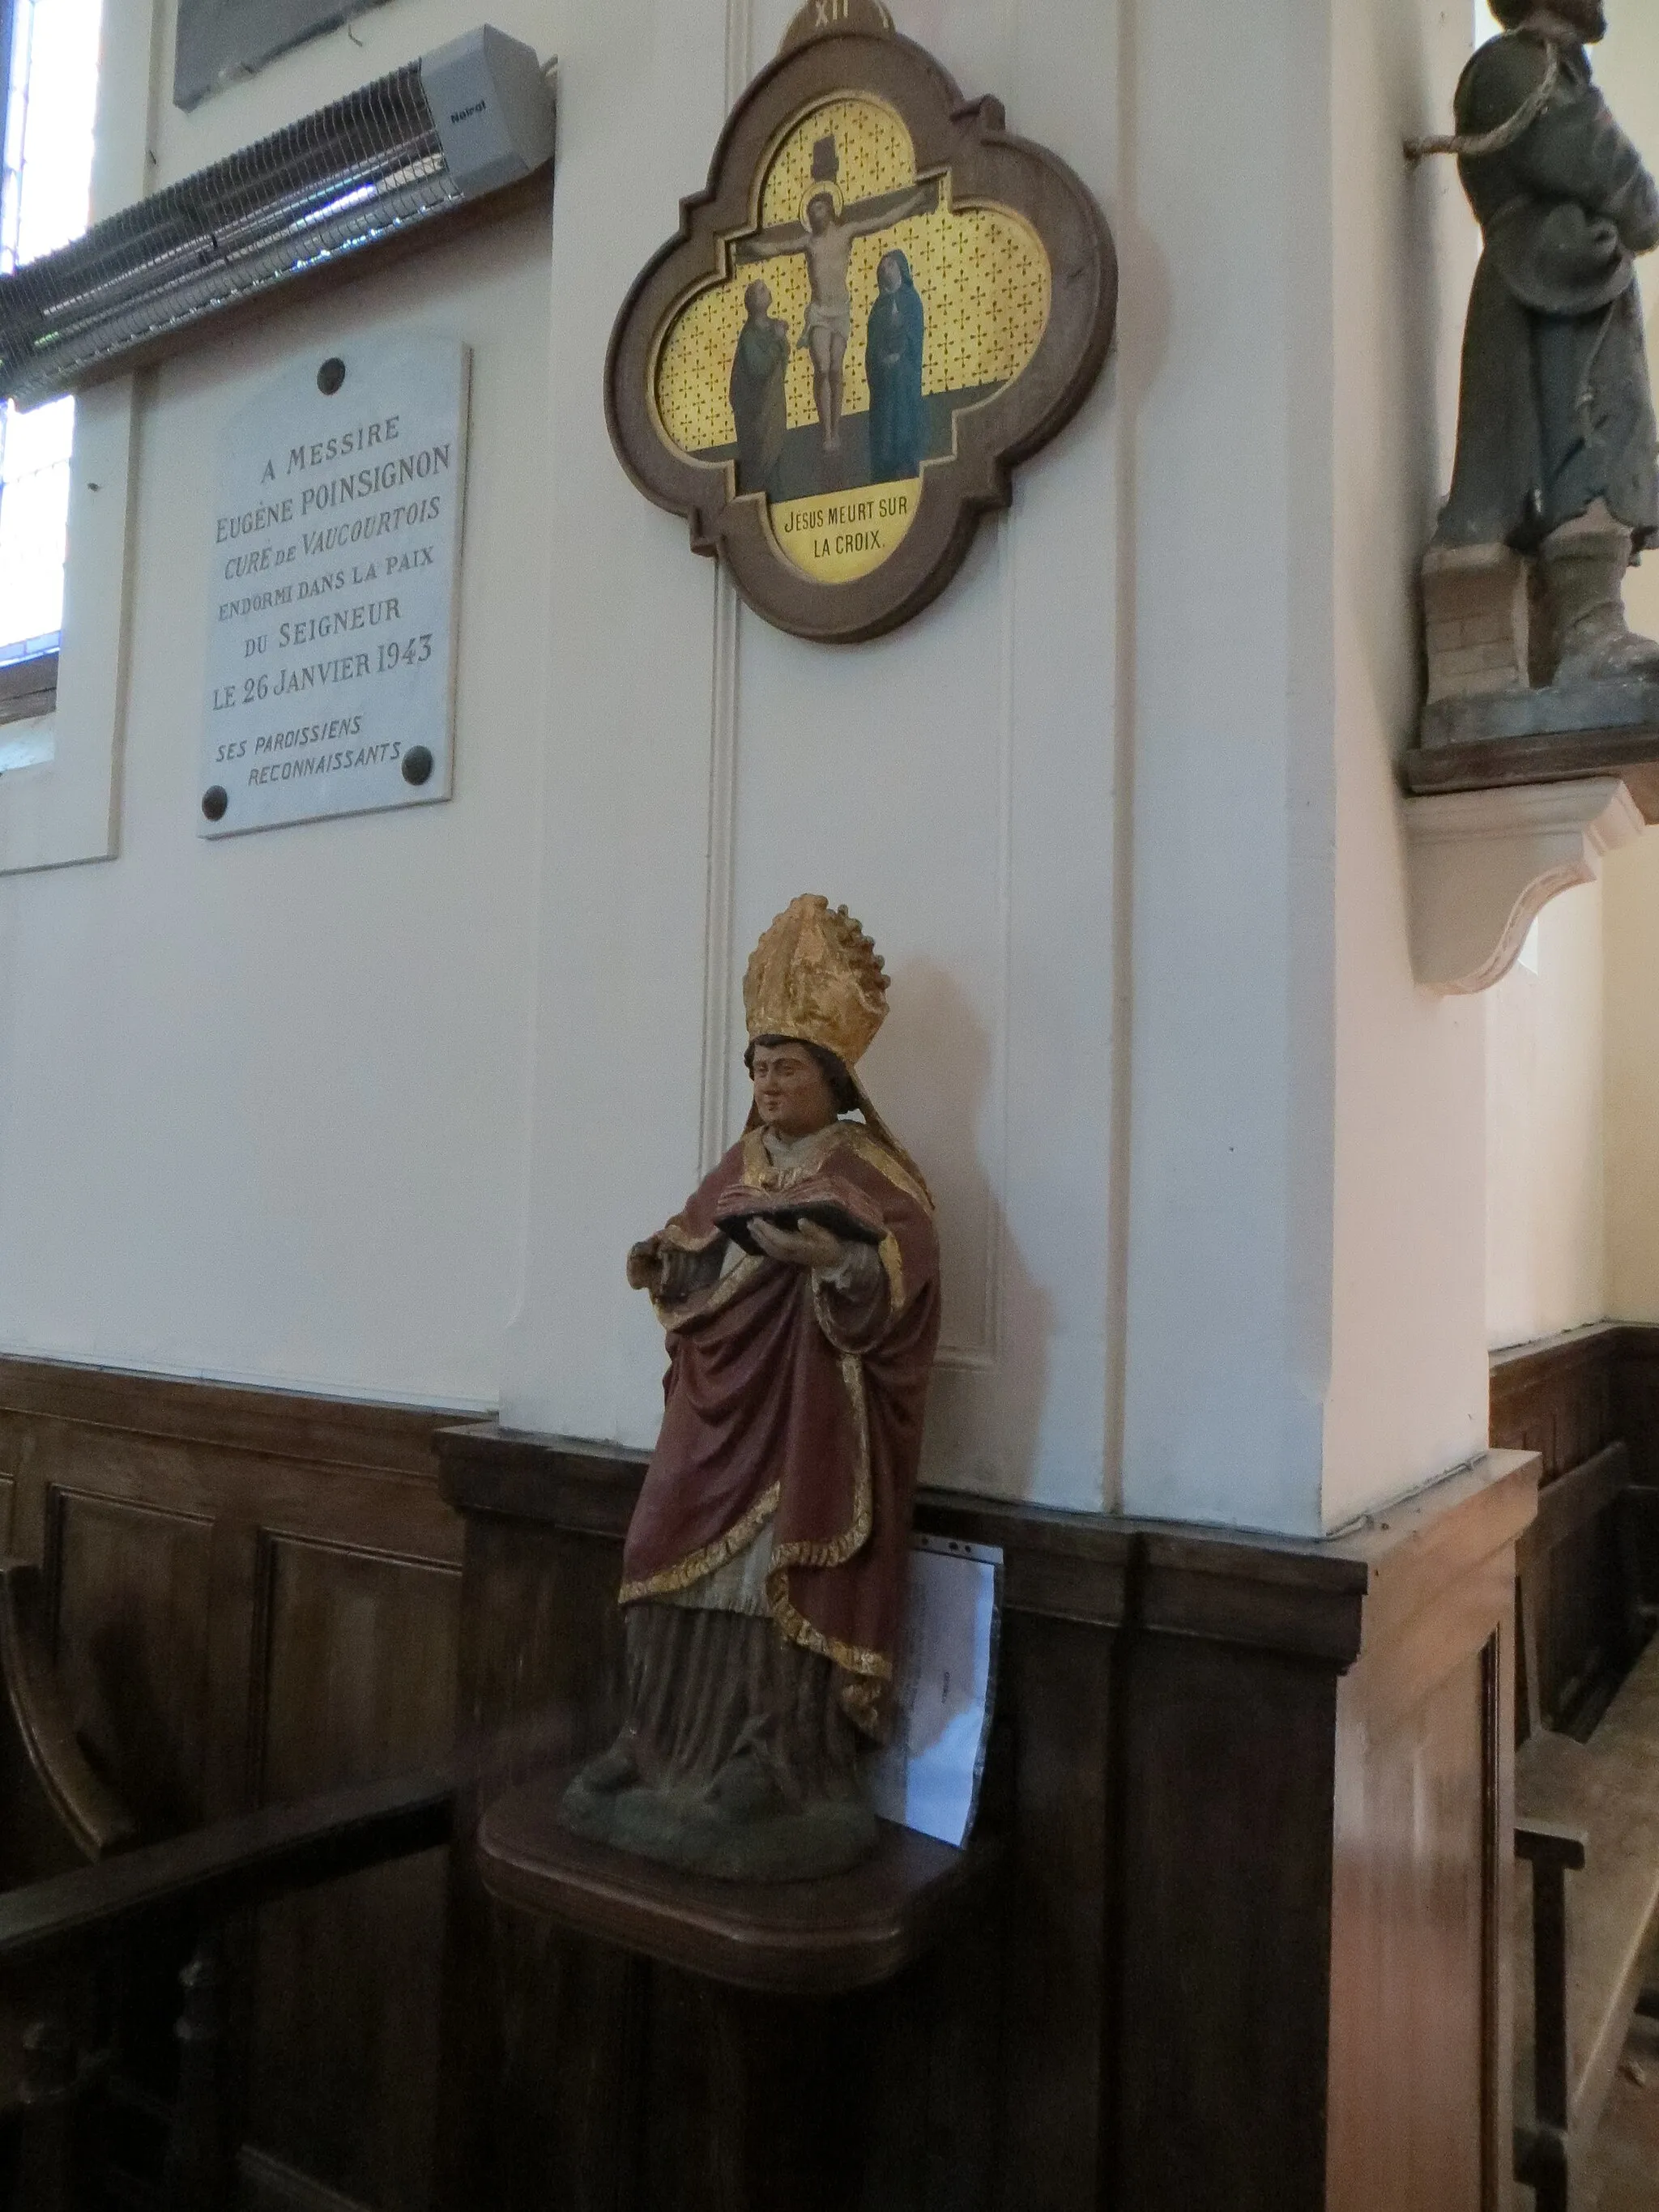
{"left": 655, "top": 96, "right": 1051, "bottom": 456}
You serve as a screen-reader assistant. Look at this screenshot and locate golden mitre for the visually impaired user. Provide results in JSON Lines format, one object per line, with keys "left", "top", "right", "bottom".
{"left": 743, "top": 895, "right": 889, "bottom": 1070}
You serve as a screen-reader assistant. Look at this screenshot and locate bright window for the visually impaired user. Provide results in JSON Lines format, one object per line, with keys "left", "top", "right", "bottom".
{"left": 0, "top": 0, "right": 102, "bottom": 670}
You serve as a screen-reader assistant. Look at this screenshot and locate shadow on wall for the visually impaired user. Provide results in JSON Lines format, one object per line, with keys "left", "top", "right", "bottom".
{"left": 873, "top": 957, "right": 1056, "bottom": 1499}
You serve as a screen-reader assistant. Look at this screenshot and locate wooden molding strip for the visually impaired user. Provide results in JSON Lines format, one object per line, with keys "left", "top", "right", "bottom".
{"left": 1491, "top": 1319, "right": 1627, "bottom": 1380}
{"left": 437, "top": 1425, "right": 1537, "bottom": 1666}
{"left": 0, "top": 1360, "right": 1544, "bottom": 1669}
{"left": 0, "top": 1355, "right": 476, "bottom": 1480}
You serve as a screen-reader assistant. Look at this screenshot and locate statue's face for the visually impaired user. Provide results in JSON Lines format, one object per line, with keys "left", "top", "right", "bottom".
{"left": 748, "top": 282, "right": 772, "bottom": 318}
{"left": 879, "top": 256, "right": 902, "bottom": 293}
{"left": 808, "top": 195, "right": 834, "bottom": 235}
{"left": 751, "top": 1042, "right": 838, "bottom": 1141}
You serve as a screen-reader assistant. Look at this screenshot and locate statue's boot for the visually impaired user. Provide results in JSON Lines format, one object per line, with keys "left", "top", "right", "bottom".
{"left": 1542, "top": 501, "right": 1659, "bottom": 684}
{"left": 702, "top": 1745, "right": 792, "bottom": 1827}
{"left": 566, "top": 1735, "right": 642, "bottom": 1797}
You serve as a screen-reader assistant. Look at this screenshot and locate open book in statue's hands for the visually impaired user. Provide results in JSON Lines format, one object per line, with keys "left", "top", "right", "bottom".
{"left": 714, "top": 1178, "right": 885, "bottom": 1256}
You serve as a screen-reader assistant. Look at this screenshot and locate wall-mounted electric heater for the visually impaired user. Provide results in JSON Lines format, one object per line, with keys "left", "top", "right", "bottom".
{"left": 0, "top": 27, "right": 555, "bottom": 411}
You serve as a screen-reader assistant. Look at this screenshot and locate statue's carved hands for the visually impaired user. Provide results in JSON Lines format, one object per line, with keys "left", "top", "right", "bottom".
{"left": 626, "top": 1236, "right": 667, "bottom": 1293}
{"left": 750, "top": 1217, "right": 846, "bottom": 1272}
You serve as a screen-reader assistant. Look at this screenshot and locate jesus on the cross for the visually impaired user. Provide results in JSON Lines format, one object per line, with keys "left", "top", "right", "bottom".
{"left": 736, "top": 140, "right": 938, "bottom": 455}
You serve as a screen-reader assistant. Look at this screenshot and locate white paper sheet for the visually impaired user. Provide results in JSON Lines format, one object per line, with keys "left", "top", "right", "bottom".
{"left": 867, "top": 1533, "right": 1002, "bottom": 1848}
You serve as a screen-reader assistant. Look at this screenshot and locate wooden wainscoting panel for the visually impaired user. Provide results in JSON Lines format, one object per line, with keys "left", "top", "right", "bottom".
{"left": 0, "top": 1357, "right": 469, "bottom": 2212}
{"left": 437, "top": 1507, "right": 655, "bottom": 2212}
{"left": 252, "top": 1534, "right": 462, "bottom": 1799}
{"left": 992, "top": 1611, "right": 1114, "bottom": 2212}
{"left": 1491, "top": 1326, "right": 1619, "bottom": 1481}
{"left": 1614, "top": 1326, "right": 1659, "bottom": 1492}
{"left": 1115, "top": 1636, "right": 1340, "bottom": 2212}
{"left": 1328, "top": 1545, "right": 1516, "bottom": 2212}
{"left": 435, "top": 1433, "right": 1127, "bottom": 2212}
{"left": 48, "top": 1489, "right": 216, "bottom": 1835}
{"left": 1491, "top": 1329, "right": 1659, "bottom": 1726}
{"left": 1614, "top": 1328, "right": 1659, "bottom": 1609}
{"left": 246, "top": 1535, "right": 461, "bottom": 2212}
{"left": 0, "top": 1368, "right": 1538, "bottom": 2210}
{"left": 437, "top": 1429, "right": 1533, "bottom": 2212}
{"left": 1529, "top": 1455, "right": 1631, "bottom": 1735}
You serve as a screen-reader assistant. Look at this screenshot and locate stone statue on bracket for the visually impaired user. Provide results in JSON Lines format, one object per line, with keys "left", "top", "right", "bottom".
{"left": 561, "top": 897, "right": 941, "bottom": 1882}
{"left": 1418, "top": 1, "right": 1659, "bottom": 744}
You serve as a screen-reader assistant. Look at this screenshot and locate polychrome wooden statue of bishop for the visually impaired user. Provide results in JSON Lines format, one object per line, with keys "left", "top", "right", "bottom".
{"left": 562, "top": 897, "right": 940, "bottom": 1881}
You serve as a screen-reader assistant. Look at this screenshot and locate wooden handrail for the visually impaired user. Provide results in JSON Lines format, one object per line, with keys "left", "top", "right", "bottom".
{"left": 0, "top": 1766, "right": 454, "bottom": 1973}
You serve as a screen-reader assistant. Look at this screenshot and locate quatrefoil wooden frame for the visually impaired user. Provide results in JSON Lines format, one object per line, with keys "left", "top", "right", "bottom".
{"left": 603, "top": 16, "right": 1118, "bottom": 645}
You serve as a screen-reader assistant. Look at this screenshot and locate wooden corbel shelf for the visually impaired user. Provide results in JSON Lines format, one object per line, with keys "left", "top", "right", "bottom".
{"left": 1403, "top": 770, "right": 1643, "bottom": 995}
{"left": 476, "top": 1767, "right": 1002, "bottom": 1997}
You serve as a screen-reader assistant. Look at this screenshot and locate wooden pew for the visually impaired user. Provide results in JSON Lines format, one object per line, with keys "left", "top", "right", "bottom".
{"left": 1512, "top": 1442, "right": 1659, "bottom": 2210}
{"left": 0, "top": 1554, "right": 137, "bottom": 2204}
{"left": 0, "top": 1766, "right": 455, "bottom": 2210}
{"left": 0, "top": 1542, "right": 456, "bottom": 2210}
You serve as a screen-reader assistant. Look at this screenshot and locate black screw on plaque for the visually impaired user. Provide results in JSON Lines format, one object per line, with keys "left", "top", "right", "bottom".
{"left": 401, "top": 746, "right": 434, "bottom": 786}
{"left": 201, "top": 786, "right": 228, "bottom": 821}
{"left": 317, "top": 356, "right": 347, "bottom": 396}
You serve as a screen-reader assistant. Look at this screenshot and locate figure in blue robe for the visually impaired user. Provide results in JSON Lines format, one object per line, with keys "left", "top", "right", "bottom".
{"left": 865, "top": 250, "right": 926, "bottom": 484}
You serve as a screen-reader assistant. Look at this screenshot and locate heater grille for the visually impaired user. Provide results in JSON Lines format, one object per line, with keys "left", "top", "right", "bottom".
{"left": 0, "top": 63, "right": 459, "bottom": 410}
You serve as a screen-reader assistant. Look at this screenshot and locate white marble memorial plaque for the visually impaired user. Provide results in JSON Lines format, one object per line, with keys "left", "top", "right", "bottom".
{"left": 198, "top": 340, "right": 470, "bottom": 839}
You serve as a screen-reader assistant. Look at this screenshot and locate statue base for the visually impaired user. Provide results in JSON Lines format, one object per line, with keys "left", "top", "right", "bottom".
{"left": 1420, "top": 668, "right": 1659, "bottom": 752}
{"left": 556, "top": 1601, "right": 881, "bottom": 1882}
{"left": 559, "top": 1768, "right": 878, "bottom": 1884}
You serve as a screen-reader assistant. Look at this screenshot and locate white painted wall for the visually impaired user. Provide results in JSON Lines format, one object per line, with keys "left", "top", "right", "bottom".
{"left": 1113, "top": 0, "right": 1481, "bottom": 1535}
{"left": 1485, "top": 887, "right": 1606, "bottom": 1349}
{"left": 1111, "top": 0, "right": 1336, "bottom": 1532}
{"left": 1495, "top": 14, "right": 1659, "bottom": 1355}
{"left": 0, "top": 0, "right": 1513, "bottom": 1532}
{"left": 502, "top": 0, "right": 1123, "bottom": 1511}
{"left": 1592, "top": 13, "right": 1659, "bottom": 1335}
{"left": 0, "top": 0, "right": 561, "bottom": 1409}
{"left": 497, "top": 0, "right": 1490, "bottom": 1536}
{"left": 1604, "top": 837, "right": 1659, "bottom": 1320}
{"left": 1319, "top": 0, "right": 1491, "bottom": 1532}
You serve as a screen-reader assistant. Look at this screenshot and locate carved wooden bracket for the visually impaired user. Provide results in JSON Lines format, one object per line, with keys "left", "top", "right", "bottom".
{"left": 1405, "top": 777, "right": 1644, "bottom": 995}
{"left": 604, "top": 6, "right": 1115, "bottom": 642}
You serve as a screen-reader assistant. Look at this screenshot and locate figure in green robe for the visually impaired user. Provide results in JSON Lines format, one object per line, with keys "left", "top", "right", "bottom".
{"left": 729, "top": 281, "right": 791, "bottom": 499}
{"left": 1433, "top": 2, "right": 1659, "bottom": 681}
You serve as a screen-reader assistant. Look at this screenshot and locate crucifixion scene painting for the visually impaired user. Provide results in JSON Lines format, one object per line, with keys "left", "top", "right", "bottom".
{"left": 654, "top": 96, "right": 1052, "bottom": 587}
